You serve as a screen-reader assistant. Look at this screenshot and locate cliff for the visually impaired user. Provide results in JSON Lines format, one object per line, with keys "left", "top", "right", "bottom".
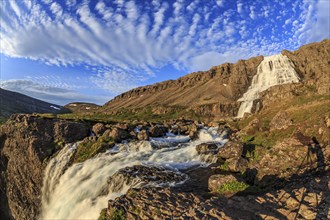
{"left": 0, "top": 115, "right": 90, "bottom": 219}
{"left": 102, "top": 39, "right": 329, "bottom": 119}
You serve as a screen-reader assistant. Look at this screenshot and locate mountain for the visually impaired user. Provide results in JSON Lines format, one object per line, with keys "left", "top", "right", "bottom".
{"left": 64, "top": 102, "right": 100, "bottom": 113}
{"left": 102, "top": 39, "right": 330, "bottom": 120}
{"left": 0, "top": 88, "right": 70, "bottom": 122}
{"left": 0, "top": 40, "right": 329, "bottom": 220}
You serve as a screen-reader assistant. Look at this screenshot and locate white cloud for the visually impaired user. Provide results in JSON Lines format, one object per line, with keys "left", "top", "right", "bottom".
{"left": 0, "top": 79, "right": 109, "bottom": 105}
{"left": 0, "top": 0, "right": 328, "bottom": 96}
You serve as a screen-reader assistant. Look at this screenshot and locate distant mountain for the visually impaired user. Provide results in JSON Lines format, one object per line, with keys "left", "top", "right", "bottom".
{"left": 64, "top": 102, "right": 100, "bottom": 113}
{"left": 103, "top": 39, "right": 330, "bottom": 120}
{"left": 0, "top": 88, "right": 70, "bottom": 120}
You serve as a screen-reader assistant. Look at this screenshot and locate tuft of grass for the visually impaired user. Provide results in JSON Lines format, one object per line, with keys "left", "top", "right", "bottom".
{"left": 217, "top": 181, "right": 249, "bottom": 194}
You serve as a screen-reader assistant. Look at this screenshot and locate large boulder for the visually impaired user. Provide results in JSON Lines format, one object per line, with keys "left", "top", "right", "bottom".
{"left": 217, "top": 141, "right": 243, "bottom": 159}
{"left": 196, "top": 143, "right": 218, "bottom": 154}
{"left": 109, "top": 128, "right": 130, "bottom": 143}
{"left": 208, "top": 174, "right": 246, "bottom": 193}
{"left": 92, "top": 123, "right": 106, "bottom": 136}
{"left": 227, "top": 157, "right": 249, "bottom": 173}
{"left": 270, "top": 111, "right": 293, "bottom": 131}
{"left": 149, "top": 126, "right": 167, "bottom": 137}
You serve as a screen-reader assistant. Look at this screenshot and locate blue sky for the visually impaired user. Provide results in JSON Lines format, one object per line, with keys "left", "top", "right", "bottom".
{"left": 0, "top": 0, "right": 329, "bottom": 105}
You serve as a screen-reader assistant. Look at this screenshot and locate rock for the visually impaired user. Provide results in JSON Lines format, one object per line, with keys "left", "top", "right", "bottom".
{"left": 196, "top": 143, "right": 218, "bottom": 154}
{"left": 53, "top": 120, "right": 90, "bottom": 143}
{"left": 242, "top": 118, "right": 262, "bottom": 134}
{"left": 270, "top": 111, "right": 293, "bottom": 131}
{"left": 217, "top": 141, "right": 243, "bottom": 159}
{"left": 102, "top": 171, "right": 329, "bottom": 220}
{"left": 325, "top": 115, "right": 330, "bottom": 128}
{"left": 92, "top": 123, "right": 106, "bottom": 136}
{"left": 149, "top": 126, "right": 166, "bottom": 137}
{"left": 107, "top": 165, "right": 187, "bottom": 193}
{"left": 227, "top": 157, "right": 249, "bottom": 172}
{"left": 208, "top": 174, "right": 243, "bottom": 192}
{"left": 137, "top": 130, "right": 149, "bottom": 141}
{"left": 109, "top": 128, "right": 130, "bottom": 143}
{"left": 0, "top": 115, "right": 90, "bottom": 220}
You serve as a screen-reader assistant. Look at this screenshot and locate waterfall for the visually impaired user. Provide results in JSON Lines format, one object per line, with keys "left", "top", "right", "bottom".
{"left": 40, "top": 127, "right": 228, "bottom": 219}
{"left": 237, "top": 54, "right": 300, "bottom": 118}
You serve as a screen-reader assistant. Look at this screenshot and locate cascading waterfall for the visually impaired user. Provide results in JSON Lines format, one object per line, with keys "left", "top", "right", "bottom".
{"left": 237, "top": 54, "right": 300, "bottom": 118}
{"left": 40, "top": 127, "right": 227, "bottom": 219}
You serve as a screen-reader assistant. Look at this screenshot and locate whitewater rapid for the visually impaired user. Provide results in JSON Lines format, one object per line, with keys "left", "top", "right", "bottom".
{"left": 40, "top": 127, "right": 227, "bottom": 219}
{"left": 237, "top": 54, "right": 300, "bottom": 118}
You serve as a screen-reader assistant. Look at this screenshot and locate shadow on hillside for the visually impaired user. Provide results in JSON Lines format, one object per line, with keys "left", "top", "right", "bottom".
{"left": 220, "top": 137, "right": 329, "bottom": 220}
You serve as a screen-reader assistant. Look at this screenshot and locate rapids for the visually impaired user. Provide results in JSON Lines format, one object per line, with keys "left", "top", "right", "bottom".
{"left": 237, "top": 54, "right": 300, "bottom": 118}
{"left": 40, "top": 127, "right": 227, "bottom": 219}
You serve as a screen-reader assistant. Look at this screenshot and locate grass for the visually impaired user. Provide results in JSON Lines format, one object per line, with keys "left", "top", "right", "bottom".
{"left": 110, "top": 208, "right": 126, "bottom": 220}
{"left": 217, "top": 180, "right": 249, "bottom": 194}
{"left": 73, "top": 136, "right": 114, "bottom": 163}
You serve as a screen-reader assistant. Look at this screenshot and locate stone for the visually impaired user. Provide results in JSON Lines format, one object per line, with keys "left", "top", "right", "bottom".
{"left": 227, "top": 157, "right": 248, "bottom": 172}
{"left": 196, "top": 143, "right": 218, "bottom": 154}
{"left": 217, "top": 141, "right": 243, "bottom": 159}
{"left": 149, "top": 126, "right": 166, "bottom": 137}
{"left": 92, "top": 123, "right": 106, "bottom": 136}
{"left": 270, "top": 111, "right": 293, "bottom": 131}
{"left": 109, "top": 128, "right": 130, "bottom": 143}
{"left": 208, "top": 174, "right": 241, "bottom": 192}
{"left": 137, "top": 130, "right": 149, "bottom": 141}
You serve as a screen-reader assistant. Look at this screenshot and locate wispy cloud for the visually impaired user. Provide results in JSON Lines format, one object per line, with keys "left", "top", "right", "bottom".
{"left": 0, "top": 0, "right": 329, "bottom": 95}
{"left": 0, "top": 79, "right": 109, "bottom": 105}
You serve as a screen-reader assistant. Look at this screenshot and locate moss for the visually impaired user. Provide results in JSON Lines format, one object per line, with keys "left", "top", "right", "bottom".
{"left": 98, "top": 209, "right": 110, "bottom": 220}
{"left": 217, "top": 181, "right": 249, "bottom": 194}
{"left": 219, "top": 162, "right": 230, "bottom": 171}
{"left": 73, "top": 137, "right": 114, "bottom": 163}
{"left": 110, "top": 208, "right": 126, "bottom": 220}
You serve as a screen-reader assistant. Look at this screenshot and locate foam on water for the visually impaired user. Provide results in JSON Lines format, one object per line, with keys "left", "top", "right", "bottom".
{"left": 237, "top": 54, "right": 300, "bottom": 118}
{"left": 40, "top": 127, "right": 228, "bottom": 219}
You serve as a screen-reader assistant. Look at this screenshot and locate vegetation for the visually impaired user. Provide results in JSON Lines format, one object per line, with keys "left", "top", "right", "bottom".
{"left": 73, "top": 136, "right": 114, "bottom": 163}
{"left": 110, "top": 208, "right": 126, "bottom": 220}
{"left": 217, "top": 181, "right": 249, "bottom": 194}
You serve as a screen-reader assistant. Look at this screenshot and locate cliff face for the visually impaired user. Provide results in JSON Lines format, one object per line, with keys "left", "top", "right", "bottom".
{"left": 102, "top": 39, "right": 329, "bottom": 119}
{"left": 103, "top": 56, "right": 263, "bottom": 118}
{"left": 283, "top": 39, "right": 330, "bottom": 95}
{"left": 0, "top": 115, "right": 90, "bottom": 220}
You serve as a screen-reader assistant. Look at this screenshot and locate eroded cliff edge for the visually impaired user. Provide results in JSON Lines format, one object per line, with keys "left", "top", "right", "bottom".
{"left": 0, "top": 115, "right": 89, "bottom": 220}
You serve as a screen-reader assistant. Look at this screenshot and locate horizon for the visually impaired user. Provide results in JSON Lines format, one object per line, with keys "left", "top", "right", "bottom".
{"left": 1, "top": 0, "right": 329, "bottom": 105}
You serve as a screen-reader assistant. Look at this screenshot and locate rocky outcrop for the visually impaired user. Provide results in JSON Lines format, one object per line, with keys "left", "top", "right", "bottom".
{"left": 101, "top": 171, "right": 329, "bottom": 220}
{"left": 282, "top": 39, "right": 330, "bottom": 95}
{"left": 107, "top": 165, "right": 187, "bottom": 193}
{"left": 0, "top": 114, "right": 90, "bottom": 220}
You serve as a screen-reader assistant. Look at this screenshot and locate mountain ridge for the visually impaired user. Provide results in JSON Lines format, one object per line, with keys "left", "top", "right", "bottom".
{"left": 102, "top": 39, "right": 329, "bottom": 119}
{"left": 0, "top": 88, "right": 70, "bottom": 122}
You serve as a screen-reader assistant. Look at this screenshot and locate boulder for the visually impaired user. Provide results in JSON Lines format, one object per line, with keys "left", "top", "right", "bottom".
{"left": 137, "top": 130, "right": 149, "bottom": 141}
{"left": 208, "top": 174, "right": 244, "bottom": 192}
{"left": 92, "top": 123, "right": 106, "bottom": 136}
{"left": 217, "top": 141, "right": 243, "bottom": 159}
{"left": 109, "top": 128, "right": 130, "bottom": 143}
{"left": 270, "top": 111, "right": 293, "bottom": 131}
{"left": 227, "top": 157, "right": 249, "bottom": 172}
{"left": 196, "top": 143, "right": 218, "bottom": 154}
{"left": 149, "top": 126, "right": 166, "bottom": 137}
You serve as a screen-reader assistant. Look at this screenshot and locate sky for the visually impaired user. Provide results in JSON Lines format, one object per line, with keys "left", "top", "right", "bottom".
{"left": 0, "top": 0, "right": 329, "bottom": 106}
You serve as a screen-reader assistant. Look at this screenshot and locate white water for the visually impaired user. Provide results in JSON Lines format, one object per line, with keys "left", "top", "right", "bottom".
{"left": 237, "top": 54, "right": 300, "bottom": 118}
{"left": 41, "top": 127, "right": 227, "bottom": 219}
